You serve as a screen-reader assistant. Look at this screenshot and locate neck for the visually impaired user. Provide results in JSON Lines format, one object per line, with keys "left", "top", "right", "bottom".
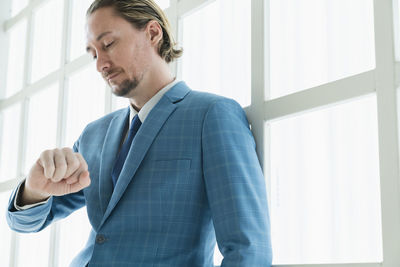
{"left": 128, "top": 61, "right": 174, "bottom": 111}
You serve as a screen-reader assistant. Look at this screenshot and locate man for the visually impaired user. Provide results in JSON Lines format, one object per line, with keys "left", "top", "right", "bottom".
{"left": 7, "top": 0, "right": 272, "bottom": 266}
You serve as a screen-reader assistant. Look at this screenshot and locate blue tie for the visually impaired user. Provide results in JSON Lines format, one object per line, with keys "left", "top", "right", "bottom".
{"left": 112, "top": 114, "right": 142, "bottom": 187}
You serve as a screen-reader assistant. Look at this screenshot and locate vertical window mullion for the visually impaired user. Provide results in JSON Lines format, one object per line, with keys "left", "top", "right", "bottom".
{"left": 16, "top": 99, "right": 28, "bottom": 180}
{"left": 22, "top": 2, "right": 35, "bottom": 88}
{"left": 105, "top": 85, "right": 113, "bottom": 114}
{"left": 13, "top": 96, "right": 29, "bottom": 267}
{"left": 250, "top": 0, "right": 268, "bottom": 189}
{"left": 57, "top": 0, "right": 72, "bottom": 149}
{"left": 165, "top": 0, "right": 179, "bottom": 78}
{"left": 373, "top": 0, "right": 400, "bottom": 265}
{"left": 9, "top": 231, "right": 18, "bottom": 267}
{"left": 49, "top": 0, "right": 73, "bottom": 266}
{"left": 392, "top": 0, "right": 400, "bottom": 61}
{"left": 0, "top": 0, "right": 11, "bottom": 100}
{"left": 396, "top": 62, "right": 400, "bottom": 87}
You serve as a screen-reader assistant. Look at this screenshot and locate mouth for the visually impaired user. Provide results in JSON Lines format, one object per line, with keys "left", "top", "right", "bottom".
{"left": 106, "top": 72, "right": 120, "bottom": 82}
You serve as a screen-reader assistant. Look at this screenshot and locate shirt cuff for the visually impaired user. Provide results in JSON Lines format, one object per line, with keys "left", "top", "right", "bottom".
{"left": 14, "top": 180, "right": 51, "bottom": 211}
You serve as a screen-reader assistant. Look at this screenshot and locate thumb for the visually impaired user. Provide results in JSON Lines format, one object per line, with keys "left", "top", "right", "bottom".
{"left": 69, "top": 170, "right": 91, "bottom": 193}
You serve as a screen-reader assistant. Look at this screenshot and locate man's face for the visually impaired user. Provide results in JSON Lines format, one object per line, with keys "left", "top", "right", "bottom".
{"left": 86, "top": 7, "right": 153, "bottom": 97}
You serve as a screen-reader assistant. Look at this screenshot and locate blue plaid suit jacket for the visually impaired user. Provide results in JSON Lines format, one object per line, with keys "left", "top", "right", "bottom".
{"left": 7, "top": 82, "right": 272, "bottom": 266}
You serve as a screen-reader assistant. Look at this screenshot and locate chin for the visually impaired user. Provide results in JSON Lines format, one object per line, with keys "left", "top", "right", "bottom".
{"left": 111, "top": 79, "right": 139, "bottom": 97}
{"left": 112, "top": 86, "right": 127, "bottom": 97}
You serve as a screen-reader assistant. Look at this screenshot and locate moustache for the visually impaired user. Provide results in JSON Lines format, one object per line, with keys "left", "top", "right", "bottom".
{"left": 102, "top": 69, "right": 122, "bottom": 79}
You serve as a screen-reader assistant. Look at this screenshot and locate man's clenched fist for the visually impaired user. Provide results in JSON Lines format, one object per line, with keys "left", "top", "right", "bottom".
{"left": 19, "top": 147, "right": 91, "bottom": 206}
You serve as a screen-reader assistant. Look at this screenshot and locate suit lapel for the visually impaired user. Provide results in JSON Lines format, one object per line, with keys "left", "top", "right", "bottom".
{"left": 99, "top": 82, "right": 190, "bottom": 227}
{"left": 98, "top": 108, "right": 130, "bottom": 216}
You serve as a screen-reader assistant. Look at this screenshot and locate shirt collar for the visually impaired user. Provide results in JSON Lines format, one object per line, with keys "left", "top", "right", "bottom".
{"left": 129, "top": 79, "right": 180, "bottom": 124}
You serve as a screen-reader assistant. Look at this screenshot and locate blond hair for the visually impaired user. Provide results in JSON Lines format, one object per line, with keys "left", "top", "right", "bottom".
{"left": 87, "top": 0, "right": 183, "bottom": 63}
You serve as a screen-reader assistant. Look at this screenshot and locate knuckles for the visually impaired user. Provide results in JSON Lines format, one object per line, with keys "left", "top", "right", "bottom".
{"left": 40, "top": 149, "right": 52, "bottom": 158}
{"left": 70, "top": 160, "right": 81, "bottom": 170}
{"left": 61, "top": 147, "right": 73, "bottom": 154}
{"left": 36, "top": 148, "right": 87, "bottom": 179}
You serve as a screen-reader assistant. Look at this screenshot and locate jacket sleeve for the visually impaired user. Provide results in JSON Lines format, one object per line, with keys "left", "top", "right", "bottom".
{"left": 6, "top": 140, "right": 86, "bottom": 233}
{"left": 202, "top": 98, "right": 272, "bottom": 267}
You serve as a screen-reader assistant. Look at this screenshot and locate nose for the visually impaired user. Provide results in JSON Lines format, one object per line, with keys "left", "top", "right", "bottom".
{"left": 96, "top": 51, "right": 111, "bottom": 74}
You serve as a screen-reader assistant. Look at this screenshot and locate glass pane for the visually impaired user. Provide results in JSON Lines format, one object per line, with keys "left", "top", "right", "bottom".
{"left": 65, "top": 63, "right": 105, "bottom": 147}
{"left": 5, "top": 19, "right": 27, "bottom": 98}
{"left": 17, "top": 228, "right": 51, "bottom": 267}
{"left": 155, "top": 0, "right": 170, "bottom": 10}
{"left": 11, "top": 0, "right": 29, "bottom": 16}
{"left": 181, "top": 0, "right": 251, "bottom": 107}
{"left": 31, "top": 0, "right": 63, "bottom": 82}
{"left": 269, "top": 95, "right": 382, "bottom": 264}
{"left": 58, "top": 208, "right": 91, "bottom": 267}
{"left": 0, "top": 191, "right": 12, "bottom": 267}
{"left": 69, "top": 0, "right": 93, "bottom": 61}
{"left": 0, "top": 103, "right": 21, "bottom": 182}
{"left": 25, "top": 85, "right": 59, "bottom": 175}
{"left": 270, "top": 0, "right": 375, "bottom": 99}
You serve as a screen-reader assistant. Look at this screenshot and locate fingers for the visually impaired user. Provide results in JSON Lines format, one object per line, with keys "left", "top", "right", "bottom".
{"left": 64, "top": 149, "right": 81, "bottom": 177}
{"left": 39, "top": 150, "right": 55, "bottom": 179}
{"left": 52, "top": 149, "right": 68, "bottom": 182}
{"left": 75, "top": 153, "right": 88, "bottom": 171}
{"left": 69, "top": 170, "right": 91, "bottom": 193}
{"left": 45, "top": 170, "right": 91, "bottom": 196}
{"left": 65, "top": 176, "right": 78, "bottom": 185}
{"left": 65, "top": 153, "right": 88, "bottom": 185}
{"left": 38, "top": 148, "right": 86, "bottom": 183}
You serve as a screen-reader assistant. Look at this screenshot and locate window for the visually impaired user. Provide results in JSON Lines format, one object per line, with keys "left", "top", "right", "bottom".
{"left": 270, "top": 0, "right": 375, "bottom": 99}
{"left": 65, "top": 62, "right": 105, "bottom": 147}
{"left": 17, "top": 229, "right": 51, "bottom": 267}
{"left": 0, "top": 103, "right": 20, "bottom": 182}
{"left": 69, "top": 0, "right": 95, "bottom": 62}
{"left": 5, "top": 19, "right": 27, "bottom": 98}
{"left": 0, "top": 191, "right": 13, "bottom": 266}
{"left": 269, "top": 95, "right": 382, "bottom": 264}
{"left": 10, "top": 0, "right": 28, "bottom": 16}
{"left": 30, "top": 0, "right": 63, "bottom": 83}
{"left": 267, "top": 0, "right": 385, "bottom": 265}
{"left": 24, "top": 84, "right": 59, "bottom": 174}
{"left": 57, "top": 208, "right": 91, "bottom": 267}
{"left": 180, "top": 0, "right": 251, "bottom": 107}
{"left": 1, "top": 0, "right": 400, "bottom": 266}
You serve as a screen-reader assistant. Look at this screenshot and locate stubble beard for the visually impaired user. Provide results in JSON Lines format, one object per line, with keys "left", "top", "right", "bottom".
{"left": 112, "top": 78, "right": 140, "bottom": 97}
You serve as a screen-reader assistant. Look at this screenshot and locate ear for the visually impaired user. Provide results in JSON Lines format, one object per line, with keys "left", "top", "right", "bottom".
{"left": 146, "top": 20, "right": 163, "bottom": 47}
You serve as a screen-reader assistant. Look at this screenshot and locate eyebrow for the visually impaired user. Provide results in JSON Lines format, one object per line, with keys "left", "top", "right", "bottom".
{"left": 86, "top": 31, "right": 112, "bottom": 53}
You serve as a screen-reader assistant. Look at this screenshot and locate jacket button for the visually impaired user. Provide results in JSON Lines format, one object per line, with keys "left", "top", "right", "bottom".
{"left": 96, "top": 234, "right": 106, "bottom": 244}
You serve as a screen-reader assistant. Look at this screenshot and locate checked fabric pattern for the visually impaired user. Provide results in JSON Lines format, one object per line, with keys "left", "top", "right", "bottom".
{"left": 6, "top": 81, "right": 272, "bottom": 267}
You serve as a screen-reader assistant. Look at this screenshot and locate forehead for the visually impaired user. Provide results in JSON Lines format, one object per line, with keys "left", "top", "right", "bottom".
{"left": 86, "top": 7, "right": 132, "bottom": 43}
